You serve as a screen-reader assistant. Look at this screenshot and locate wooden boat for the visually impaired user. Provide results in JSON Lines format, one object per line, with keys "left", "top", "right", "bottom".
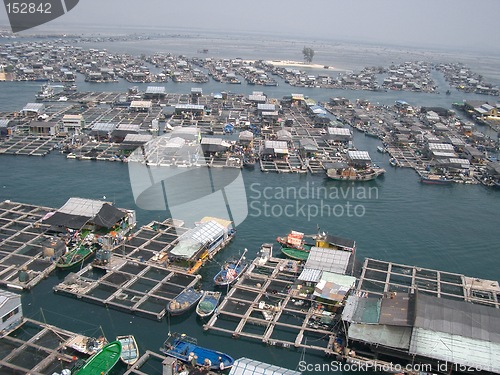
{"left": 254, "top": 243, "right": 273, "bottom": 265}
{"left": 196, "top": 291, "right": 221, "bottom": 318}
{"left": 167, "top": 288, "right": 203, "bottom": 316}
{"left": 326, "top": 166, "right": 385, "bottom": 181}
{"left": 56, "top": 244, "right": 96, "bottom": 269}
{"left": 213, "top": 249, "right": 248, "bottom": 287}
{"left": 161, "top": 333, "right": 234, "bottom": 370}
{"left": 280, "top": 247, "right": 309, "bottom": 261}
{"left": 73, "top": 340, "right": 122, "bottom": 375}
{"left": 420, "top": 174, "right": 453, "bottom": 185}
{"left": 276, "top": 230, "right": 312, "bottom": 251}
{"left": 116, "top": 335, "right": 139, "bottom": 366}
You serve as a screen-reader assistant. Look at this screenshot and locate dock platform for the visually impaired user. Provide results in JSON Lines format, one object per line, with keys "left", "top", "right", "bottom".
{"left": 0, "top": 200, "right": 57, "bottom": 290}
{"left": 0, "top": 317, "right": 97, "bottom": 375}
{"left": 204, "top": 255, "right": 338, "bottom": 355}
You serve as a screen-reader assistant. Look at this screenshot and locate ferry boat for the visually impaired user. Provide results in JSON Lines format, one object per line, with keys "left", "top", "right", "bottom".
{"left": 167, "top": 288, "right": 204, "bottom": 316}
{"left": 161, "top": 333, "right": 234, "bottom": 370}
{"left": 196, "top": 291, "right": 221, "bottom": 318}
{"left": 72, "top": 340, "right": 122, "bottom": 375}
{"left": 116, "top": 334, "right": 139, "bottom": 366}
{"left": 214, "top": 249, "right": 248, "bottom": 287}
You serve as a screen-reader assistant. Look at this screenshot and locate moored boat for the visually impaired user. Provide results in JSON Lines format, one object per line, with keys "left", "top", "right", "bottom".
{"left": 167, "top": 287, "right": 203, "bottom": 316}
{"left": 280, "top": 247, "right": 309, "bottom": 261}
{"left": 73, "top": 340, "right": 122, "bottom": 375}
{"left": 116, "top": 334, "right": 139, "bottom": 366}
{"left": 420, "top": 174, "right": 453, "bottom": 185}
{"left": 213, "top": 249, "right": 248, "bottom": 287}
{"left": 161, "top": 333, "right": 234, "bottom": 370}
{"left": 326, "top": 166, "right": 385, "bottom": 181}
{"left": 196, "top": 291, "right": 221, "bottom": 318}
{"left": 276, "top": 230, "right": 312, "bottom": 251}
{"left": 56, "top": 244, "right": 96, "bottom": 269}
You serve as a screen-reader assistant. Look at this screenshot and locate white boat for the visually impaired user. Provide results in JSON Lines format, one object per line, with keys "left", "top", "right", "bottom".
{"left": 196, "top": 291, "right": 221, "bottom": 318}
{"left": 116, "top": 334, "right": 139, "bottom": 366}
{"left": 326, "top": 166, "right": 385, "bottom": 181}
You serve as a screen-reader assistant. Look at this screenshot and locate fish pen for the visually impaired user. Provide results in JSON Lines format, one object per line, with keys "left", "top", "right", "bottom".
{"left": 0, "top": 200, "right": 58, "bottom": 290}
{"left": 0, "top": 318, "right": 96, "bottom": 375}
{"left": 357, "top": 258, "right": 500, "bottom": 308}
{"left": 204, "top": 256, "right": 339, "bottom": 355}
{"left": 53, "top": 258, "right": 201, "bottom": 320}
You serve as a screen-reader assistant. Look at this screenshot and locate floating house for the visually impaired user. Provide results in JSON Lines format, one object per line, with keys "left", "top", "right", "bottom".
{"left": 29, "top": 121, "right": 60, "bottom": 136}
{"left": 42, "top": 197, "right": 135, "bottom": 233}
{"left": 169, "top": 217, "right": 234, "bottom": 273}
{"left": 0, "top": 290, "right": 22, "bottom": 336}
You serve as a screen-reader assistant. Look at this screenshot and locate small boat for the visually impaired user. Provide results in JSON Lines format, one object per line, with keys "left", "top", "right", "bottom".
{"left": 377, "top": 145, "right": 386, "bottom": 153}
{"left": 161, "top": 333, "right": 234, "bottom": 370}
{"left": 73, "top": 340, "right": 122, "bottom": 375}
{"left": 196, "top": 291, "right": 221, "bottom": 318}
{"left": 116, "top": 335, "right": 139, "bottom": 366}
{"left": 280, "top": 247, "right": 309, "bottom": 261}
{"left": 255, "top": 243, "right": 273, "bottom": 265}
{"left": 56, "top": 244, "right": 96, "bottom": 269}
{"left": 213, "top": 249, "right": 248, "bottom": 287}
{"left": 167, "top": 288, "right": 203, "bottom": 316}
{"left": 276, "top": 230, "right": 312, "bottom": 251}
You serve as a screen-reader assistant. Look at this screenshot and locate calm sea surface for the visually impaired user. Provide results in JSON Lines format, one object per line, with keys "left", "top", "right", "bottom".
{"left": 0, "top": 34, "right": 499, "bottom": 373}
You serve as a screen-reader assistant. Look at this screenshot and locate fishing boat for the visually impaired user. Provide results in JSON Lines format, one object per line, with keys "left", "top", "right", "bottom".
{"left": 377, "top": 145, "right": 387, "bottom": 153}
{"left": 280, "top": 247, "right": 309, "bottom": 261}
{"left": 35, "top": 83, "right": 54, "bottom": 100}
{"left": 167, "top": 288, "right": 204, "bottom": 316}
{"left": 213, "top": 249, "right": 248, "bottom": 286}
{"left": 326, "top": 166, "right": 385, "bottom": 181}
{"left": 56, "top": 244, "right": 96, "bottom": 269}
{"left": 196, "top": 291, "right": 221, "bottom": 318}
{"left": 116, "top": 335, "right": 139, "bottom": 366}
{"left": 161, "top": 333, "right": 234, "bottom": 370}
{"left": 73, "top": 340, "right": 122, "bottom": 375}
{"left": 276, "top": 230, "right": 312, "bottom": 251}
{"left": 255, "top": 243, "right": 273, "bottom": 265}
{"left": 420, "top": 174, "right": 453, "bottom": 185}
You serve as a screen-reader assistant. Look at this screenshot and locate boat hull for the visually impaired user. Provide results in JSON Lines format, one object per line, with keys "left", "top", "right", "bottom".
{"left": 280, "top": 247, "right": 309, "bottom": 261}
{"left": 56, "top": 245, "right": 95, "bottom": 269}
{"left": 196, "top": 291, "right": 221, "bottom": 318}
{"left": 167, "top": 288, "right": 203, "bottom": 316}
{"left": 74, "top": 340, "right": 122, "bottom": 375}
{"left": 213, "top": 262, "right": 248, "bottom": 286}
{"left": 161, "top": 334, "right": 234, "bottom": 370}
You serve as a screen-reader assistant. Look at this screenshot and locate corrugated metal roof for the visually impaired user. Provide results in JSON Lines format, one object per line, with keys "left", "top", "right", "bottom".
{"left": 0, "top": 119, "right": 10, "bottom": 127}
{"left": 116, "top": 124, "right": 141, "bottom": 132}
{"left": 328, "top": 127, "right": 351, "bottom": 136}
{"left": 145, "top": 86, "right": 166, "bottom": 94}
{"left": 130, "top": 100, "right": 152, "bottom": 108}
{"left": 91, "top": 122, "right": 116, "bottom": 132}
{"left": 175, "top": 104, "right": 204, "bottom": 111}
{"left": 58, "top": 198, "right": 107, "bottom": 217}
{"left": 379, "top": 294, "right": 414, "bottom": 326}
{"left": 347, "top": 150, "right": 371, "bottom": 161}
{"left": 414, "top": 293, "right": 500, "bottom": 343}
{"left": 427, "top": 143, "right": 454, "bottom": 151}
{"left": 304, "top": 247, "right": 351, "bottom": 275}
{"left": 229, "top": 357, "right": 301, "bottom": 375}
{"left": 123, "top": 134, "right": 153, "bottom": 143}
{"left": 0, "top": 290, "right": 20, "bottom": 307}
{"left": 257, "top": 103, "right": 276, "bottom": 111}
{"left": 298, "top": 268, "right": 322, "bottom": 283}
{"left": 409, "top": 327, "right": 500, "bottom": 372}
{"left": 349, "top": 323, "right": 412, "bottom": 349}
{"left": 22, "top": 103, "right": 45, "bottom": 112}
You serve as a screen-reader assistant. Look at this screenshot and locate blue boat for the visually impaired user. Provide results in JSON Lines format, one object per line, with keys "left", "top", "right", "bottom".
{"left": 161, "top": 333, "right": 234, "bottom": 370}
{"left": 167, "top": 288, "right": 203, "bottom": 316}
{"left": 213, "top": 249, "right": 248, "bottom": 287}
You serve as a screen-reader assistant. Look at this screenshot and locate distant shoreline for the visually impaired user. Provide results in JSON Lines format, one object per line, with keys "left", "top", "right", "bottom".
{"left": 265, "top": 60, "right": 342, "bottom": 70}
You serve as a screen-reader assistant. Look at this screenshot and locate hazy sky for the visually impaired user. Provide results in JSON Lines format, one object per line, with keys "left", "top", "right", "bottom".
{"left": 2, "top": 0, "right": 500, "bottom": 52}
